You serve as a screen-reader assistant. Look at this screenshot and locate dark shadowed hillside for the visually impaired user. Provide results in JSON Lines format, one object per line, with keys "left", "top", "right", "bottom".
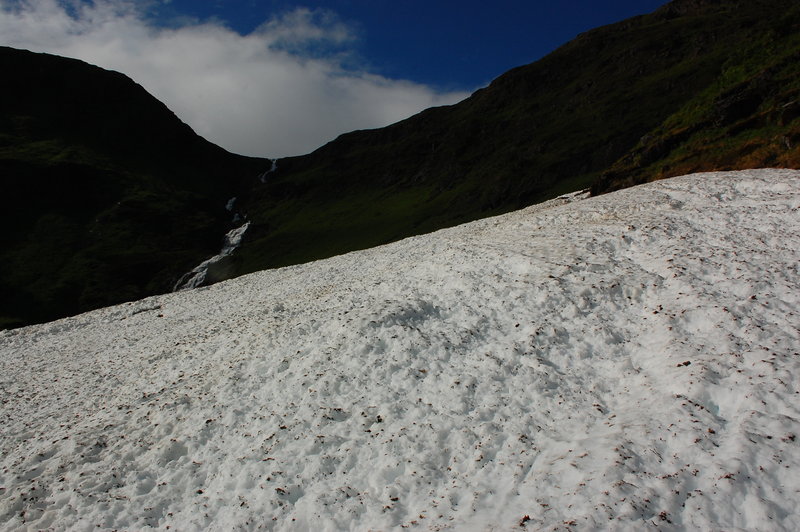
{"left": 0, "top": 47, "right": 268, "bottom": 328}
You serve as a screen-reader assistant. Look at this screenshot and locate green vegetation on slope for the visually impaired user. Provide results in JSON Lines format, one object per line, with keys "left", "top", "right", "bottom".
{"left": 231, "top": 0, "right": 800, "bottom": 279}
{"left": 593, "top": 0, "right": 800, "bottom": 193}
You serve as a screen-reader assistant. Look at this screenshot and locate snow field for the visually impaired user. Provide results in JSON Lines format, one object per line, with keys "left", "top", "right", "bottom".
{"left": 1, "top": 169, "right": 799, "bottom": 530}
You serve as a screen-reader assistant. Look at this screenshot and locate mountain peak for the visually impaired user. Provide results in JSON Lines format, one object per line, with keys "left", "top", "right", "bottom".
{"left": 0, "top": 46, "right": 268, "bottom": 329}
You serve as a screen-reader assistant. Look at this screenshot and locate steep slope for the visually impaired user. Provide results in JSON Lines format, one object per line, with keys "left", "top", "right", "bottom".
{"left": 1, "top": 170, "right": 798, "bottom": 530}
{"left": 0, "top": 47, "right": 268, "bottom": 328}
{"left": 224, "top": 0, "right": 799, "bottom": 280}
{"left": 593, "top": 0, "right": 800, "bottom": 193}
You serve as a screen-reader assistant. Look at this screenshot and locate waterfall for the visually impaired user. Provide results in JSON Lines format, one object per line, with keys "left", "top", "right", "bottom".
{"left": 173, "top": 222, "right": 250, "bottom": 291}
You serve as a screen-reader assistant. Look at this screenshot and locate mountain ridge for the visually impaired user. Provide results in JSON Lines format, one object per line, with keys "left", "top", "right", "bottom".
{"left": 227, "top": 0, "right": 799, "bottom": 280}
{"left": 2, "top": 0, "right": 800, "bottom": 328}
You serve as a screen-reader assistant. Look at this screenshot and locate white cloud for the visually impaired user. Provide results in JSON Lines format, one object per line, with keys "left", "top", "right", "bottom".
{"left": 0, "top": 0, "right": 470, "bottom": 157}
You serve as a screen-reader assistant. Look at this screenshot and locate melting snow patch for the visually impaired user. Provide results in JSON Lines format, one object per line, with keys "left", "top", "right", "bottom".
{"left": 1, "top": 169, "right": 799, "bottom": 531}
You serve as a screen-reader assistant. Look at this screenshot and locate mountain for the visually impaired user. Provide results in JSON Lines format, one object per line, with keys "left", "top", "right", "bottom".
{"left": 3, "top": 0, "right": 800, "bottom": 329}
{"left": 0, "top": 47, "right": 268, "bottom": 329}
{"left": 2, "top": 169, "right": 798, "bottom": 530}
{"left": 224, "top": 0, "right": 800, "bottom": 280}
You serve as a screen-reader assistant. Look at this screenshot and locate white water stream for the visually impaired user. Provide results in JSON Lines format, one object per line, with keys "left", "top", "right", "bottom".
{"left": 259, "top": 158, "right": 277, "bottom": 183}
{"left": 174, "top": 157, "right": 277, "bottom": 291}
{"left": 172, "top": 221, "right": 250, "bottom": 291}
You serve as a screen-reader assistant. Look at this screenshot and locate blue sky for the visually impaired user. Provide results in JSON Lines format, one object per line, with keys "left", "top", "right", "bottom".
{"left": 1, "top": 0, "right": 667, "bottom": 157}
{"left": 157, "top": 0, "right": 666, "bottom": 90}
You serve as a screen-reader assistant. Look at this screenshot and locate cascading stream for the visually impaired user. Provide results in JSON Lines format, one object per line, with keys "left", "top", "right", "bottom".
{"left": 259, "top": 158, "right": 277, "bottom": 183}
{"left": 175, "top": 159, "right": 278, "bottom": 291}
{"left": 173, "top": 222, "right": 250, "bottom": 291}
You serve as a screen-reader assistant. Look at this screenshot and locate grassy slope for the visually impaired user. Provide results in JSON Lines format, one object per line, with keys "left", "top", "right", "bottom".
{"left": 593, "top": 0, "right": 800, "bottom": 193}
{"left": 0, "top": 47, "right": 268, "bottom": 328}
{"left": 229, "top": 0, "right": 799, "bottom": 279}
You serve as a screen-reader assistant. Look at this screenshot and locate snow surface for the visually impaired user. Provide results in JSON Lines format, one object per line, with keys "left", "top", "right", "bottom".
{"left": 1, "top": 169, "right": 799, "bottom": 531}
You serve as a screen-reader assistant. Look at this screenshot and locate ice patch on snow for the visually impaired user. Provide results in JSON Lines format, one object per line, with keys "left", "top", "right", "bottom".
{"left": 557, "top": 188, "right": 590, "bottom": 200}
